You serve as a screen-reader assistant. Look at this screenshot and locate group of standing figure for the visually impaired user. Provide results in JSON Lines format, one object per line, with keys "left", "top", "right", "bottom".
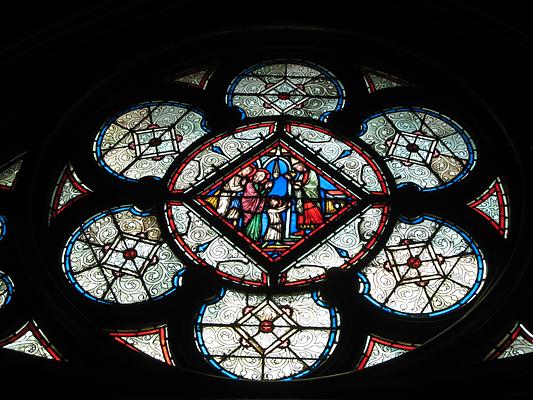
{"left": 214, "top": 161, "right": 324, "bottom": 244}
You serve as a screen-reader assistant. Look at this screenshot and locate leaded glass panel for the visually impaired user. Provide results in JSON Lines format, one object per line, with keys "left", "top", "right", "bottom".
{"left": 468, "top": 177, "right": 510, "bottom": 238}
{"left": 226, "top": 60, "right": 345, "bottom": 121}
{"left": 359, "top": 107, "right": 477, "bottom": 191}
{"left": 0, "top": 321, "right": 62, "bottom": 360}
{"left": 62, "top": 205, "right": 185, "bottom": 303}
{"left": 0, "top": 153, "right": 24, "bottom": 190}
{"left": 93, "top": 101, "right": 210, "bottom": 182}
{"left": 195, "top": 289, "right": 339, "bottom": 380}
{"left": 110, "top": 326, "right": 174, "bottom": 365}
{"left": 358, "top": 215, "right": 486, "bottom": 316}
{"left": 356, "top": 335, "right": 417, "bottom": 370}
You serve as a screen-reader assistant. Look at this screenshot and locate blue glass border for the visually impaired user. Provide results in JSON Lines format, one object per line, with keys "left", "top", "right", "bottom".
{"left": 0, "top": 215, "right": 6, "bottom": 241}
{"left": 226, "top": 59, "right": 346, "bottom": 122}
{"left": 357, "top": 214, "right": 486, "bottom": 318}
{"left": 0, "top": 271, "right": 14, "bottom": 307}
{"left": 195, "top": 289, "right": 339, "bottom": 380}
{"left": 62, "top": 205, "right": 180, "bottom": 304}
{"left": 358, "top": 106, "right": 477, "bottom": 192}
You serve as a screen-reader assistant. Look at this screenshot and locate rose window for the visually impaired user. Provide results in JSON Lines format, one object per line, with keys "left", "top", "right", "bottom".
{"left": 2, "top": 53, "right": 518, "bottom": 387}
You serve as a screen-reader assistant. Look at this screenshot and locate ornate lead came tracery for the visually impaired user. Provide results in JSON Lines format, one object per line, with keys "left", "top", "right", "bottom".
{"left": 359, "top": 107, "right": 477, "bottom": 191}
{"left": 165, "top": 120, "right": 391, "bottom": 287}
{"left": 358, "top": 216, "right": 486, "bottom": 316}
{"left": 47, "top": 58, "right": 497, "bottom": 380}
{"left": 195, "top": 289, "right": 339, "bottom": 380}
{"left": 226, "top": 60, "right": 345, "bottom": 121}
{"left": 94, "top": 101, "right": 210, "bottom": 182}
{"left": 62, "top": 206, "right": 185, "bottom": 304}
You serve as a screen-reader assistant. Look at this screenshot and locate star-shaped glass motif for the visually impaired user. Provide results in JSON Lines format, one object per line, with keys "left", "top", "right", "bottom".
{"left": 101, "top": 233, "right": 160, "bottom": 277}
{"left": 234, "top": 299, "right": 298, "bottom": 356}
{"left": 260, "top": 79, "right": 308, "bottom": 113}
{"left": 387, "top": 131, "right": 437, "bottom": 165}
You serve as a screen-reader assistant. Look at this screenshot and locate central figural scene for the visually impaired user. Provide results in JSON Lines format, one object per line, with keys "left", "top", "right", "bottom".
{"left": 199, "top": 141, "right": 358, "bottom": 261}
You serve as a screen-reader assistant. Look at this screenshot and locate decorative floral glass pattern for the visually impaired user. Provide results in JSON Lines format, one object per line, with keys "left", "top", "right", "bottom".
{"left": 486, "top": 323, "right": 533, "bottom": 360}
{"left": 286, "top": 123, "right": 389, "bottom": 194}
{"left": 62, "top": 206, "right": 185, "bottom": 304}
{"left": 165, "top": 201, "right": 268, "bottom": 286}
{"left": 358, "top": 215, "right": 486, "bottom": 316}
{"left": 467, "top": 177, "right": 510, "bottom": 238}
{"left": 359, "top": 107, "right": 477, "bottom": 191}
{"left": 280, "top": 204, "right": 389, "bottom": 286}
{"left": 359, "top": 66, "right": 411, "bottom": 93}
{"left": 174, "top": 65, "right": 216, "bottom": 90}
{"left": 49, "top": 163, "right": 92, "bottom": 223}
{"left": 110, "top": 326, "right": 174, "bottom": 365}
{"left": 51, "top": 59, "right": 499, "bottom": 380}
{"left": 166, "top": 120, "right": 391, "bottom": 287}
{"left": 0, "top": 270, "right": 14, "bottom": 309}
{"left": 0, "top": 153, "right": 24, "bottom": 190}
{"left": 0, "top": 321, "right": 62, "bottom": 360}
{"left": 93, "top": 101, "right": 210, "bottom": 182}
{"left": 226, "top": 60, "right": 345, "bottom": 121}
{"left": 168, "top": 122, "right": 276, "bottom": 193}
{"left": 356, "top": 335, "right": 417, "bottom": 370}
{"left": 195, "top": 289, "right": 339, "bottom": 380}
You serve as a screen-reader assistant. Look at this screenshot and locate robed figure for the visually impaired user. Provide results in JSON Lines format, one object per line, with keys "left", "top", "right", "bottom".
{"left": 285, "top": 162, "right": 324, "bottom": 233}
{"left": 242, "top": 169, "right": 273, "bottom": 241}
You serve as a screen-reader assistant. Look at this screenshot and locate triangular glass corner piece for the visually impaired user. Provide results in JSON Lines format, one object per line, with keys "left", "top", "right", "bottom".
{"left": 359, "top": 66, "right": 411, "bottom": 93}
{"left": 110, "top": 326, "right": 174, "bottom": 365}
{"left": 197, "top": 141, "right": 359, "bottom": 262}
{"left": 174, "top": 65, "right": 216, "bottom": 90}
{"left": 357, "top": 335, "right": 417, "bottom": 370}
{"left": 0, "top": 321, "right": 62, "bottom": 360}
{"left": 49, "top": 163, "right": 92, "bottom": 222}
{"left": 486, "top": 323, "right": 533, "bottom": 360}
{"left": 0, "top": 153, "right": 24, "bottom": 190}
{"left": 467, "top": 177, "right": 510, "bottom": 238}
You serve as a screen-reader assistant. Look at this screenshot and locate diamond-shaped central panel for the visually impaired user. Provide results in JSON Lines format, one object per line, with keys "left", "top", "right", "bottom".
{"left": 197, "top": 141, "right": 359, "bottom": 262}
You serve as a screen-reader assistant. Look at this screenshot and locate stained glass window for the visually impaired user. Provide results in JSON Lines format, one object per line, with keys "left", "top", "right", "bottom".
{"left": 195, "top": 289, "right": 339, "bottom": 380}
{"left": 165, "top": 120, "right": 391, "bottom": 288}
{"left": 166, "top": 201, "right": 268, "bottom": 286}
{"left": 168, "top": 122, "right": 276, "bottom": 193}
{"left": 16, "top": 49, "right": 516, "bottom": 386}
{"left": 93, "top": 101, "right": 210, "bottom": 182}
{"left": 356, "top": 335, "right": 417, "bottom": 370}
{"left": 109, "top": 325, "right": 174, "bottom": 365}
{"left": 0, "top": 321, "right": 62, "bottom": 360}
{"left": 467, "top": 177, "right": 510, "bottom": 239}
{"left": 0, "top": 271, "right": 14, "bottom": 309}
{"left": 226, "top": 60, "right": 345, "bottom": 121}
{"left": 62, "top": 205, "right": 185, "bottom": 304}
{"left": 286, "top": 122, "right": 389, "bottom": 194}
{"left": 358, "top": 215, "right": 486, "bottom": 317}
{"left": 280, "top": 204, "right": 389, "bottom": 286}
{"left": 0, "top": 153, "right": 24, "bottom": 190}
{"left": 359, "top": 107, "right": 477, "bottom": 191}
{"left": 49, "top": 162, "right": 92, "bottom": 223}
{"left": 174, "top": 65, "right": 216, "bottom": 90}
{"left": 359, "top": 66, "right": 411, "bottom": 93}
{"left": 486, "top": 323, "right": 533, "bottom": 360}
